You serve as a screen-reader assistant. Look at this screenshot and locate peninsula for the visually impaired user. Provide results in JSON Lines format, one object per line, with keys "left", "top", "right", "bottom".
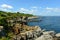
{"left": 0, "top": 11, "right": 60, "bottom": 40}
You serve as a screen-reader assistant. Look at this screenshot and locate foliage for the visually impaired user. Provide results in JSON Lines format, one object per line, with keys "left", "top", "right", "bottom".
{"left": 0, "top": 11, "right": 33, "bottom": 39}
{"left": 0, "top": 11, "right": 33, "bottom": 25}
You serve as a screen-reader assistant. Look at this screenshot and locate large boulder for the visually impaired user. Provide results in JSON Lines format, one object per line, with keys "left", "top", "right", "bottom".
{"left": 25, "top": 31, "right": 33, "bottom": 40}
{"left": 55, "top": 33, "right": 60, "bottom": 37}
{"left": 35, "top": 34, "right": 53, "bottom": 40}
{"left": 33, "top": 26, "right": 43, "bottom": 37}
{"left": 43, "top": 31, "right": 55, "bottom": 36}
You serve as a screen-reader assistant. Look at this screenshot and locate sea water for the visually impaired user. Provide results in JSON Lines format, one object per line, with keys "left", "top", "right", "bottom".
{"left": 28, "top": 16, "right": 60, "bottom": 33}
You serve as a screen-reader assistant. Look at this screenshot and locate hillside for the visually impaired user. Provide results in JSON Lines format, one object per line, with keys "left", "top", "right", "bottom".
{"left": 0, "top": 11, "right": 33, "bottom": 25}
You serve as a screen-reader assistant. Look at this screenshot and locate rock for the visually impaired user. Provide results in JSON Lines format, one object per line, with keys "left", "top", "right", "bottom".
{"left": 41, "top": 29, "right": 46, "bottom": 32}
{"left": 55, "top": 33, "right": 60, "bottom": 37}
{"left": 25, "top": 31, "right": 33, "bottom": 37}
{"left": 0, "top": 26, "right": 6, "bottom": 37}
{"left": 43, "top": 31, "right": 55, "bottom": 36}
{"left": 25, "top": 31, "right": 33, "bottom": 40}
{"left": 0, "top": 26, "right": 3, "bottom": 29}
{"left": 35, "top": 34, "right": 53, "bottom": 40}
{"left": 28, "top": 16, "right": 38, "bottom": 19}
{"left": 0, "top": 26, "right": 3, "bottom": 32}
{"left": 34, "top": 26, "right": 41, "bottom": 31}
{"left": 33, "top": 26, "right": 43, "bottom": 37}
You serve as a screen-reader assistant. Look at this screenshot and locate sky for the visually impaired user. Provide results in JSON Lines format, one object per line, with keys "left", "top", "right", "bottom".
{"left": 0, "top": 0, "right": 60, "bottom": 16}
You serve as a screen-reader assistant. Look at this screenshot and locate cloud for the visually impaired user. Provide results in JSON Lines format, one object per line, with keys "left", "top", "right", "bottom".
{"left": 53, "top": 8, "right": 60, "bottom": 12}
{"left": 0, "top": 8, "right": 7, "bottom": 11}
{"left": 31, "top": 6, "right": 38, "bottom": 9}
{"left": 38, "top": 7, "right": 60, "bottom": 16}
{"left": 31, "top": 6, "right": 41, "bottom": 9}
{"left": 20, "top": 8, "right": 29, "bottom": 12}
{"left": 46, "top": 7, "right": 53, "bottom": 10}
{"left": 1, "top": 4, "right": 13, "bottom": 9}
{"left": 19, "top": 8, "right": 38, "bottom": 14}
{"left": 0, "top": 4, "right": 13, "bottom": 12}
{"left": 19, "top": 7, "right": 60, "bottom": 15}
{"left": 45, "top": 7, "right": 60, "bottom": 12}
{"left": 19, "top": 8, "right": 29, "bottom": 13}
{"left": 29, "top": 9, "right": 37, "bottom": 14}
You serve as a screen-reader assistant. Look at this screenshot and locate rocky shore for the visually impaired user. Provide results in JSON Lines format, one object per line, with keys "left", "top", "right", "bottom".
{"left": 0, "top": 16, "right": 60, "bottom": 40}
{"left": 0, "top": 25, "right": 60, "bottom": 40}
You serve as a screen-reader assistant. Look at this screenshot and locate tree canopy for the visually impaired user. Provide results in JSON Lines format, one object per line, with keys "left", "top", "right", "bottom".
{"left": 0, "top": 11, "right": 33, "bottom": 25}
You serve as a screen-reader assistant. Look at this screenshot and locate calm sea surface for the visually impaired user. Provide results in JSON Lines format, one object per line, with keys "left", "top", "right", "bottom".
{"left": 28, "top": 16, "right": 60, "bottom": 33}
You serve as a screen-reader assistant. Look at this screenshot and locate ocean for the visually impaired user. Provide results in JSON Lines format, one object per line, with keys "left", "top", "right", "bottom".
{"left": 28, "top": 16, "right": 60, "bottom": 33}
